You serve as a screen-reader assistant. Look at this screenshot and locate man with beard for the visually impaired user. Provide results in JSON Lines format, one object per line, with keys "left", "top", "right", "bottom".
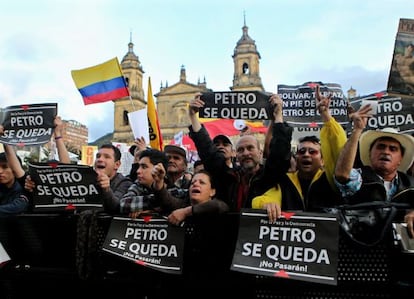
{"left": 188, "top": 92, "right": 292, "bottom": 212}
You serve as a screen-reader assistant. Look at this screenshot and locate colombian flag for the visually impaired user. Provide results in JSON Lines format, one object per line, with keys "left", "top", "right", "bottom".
{"left": 71, "top": 57, "right": 130, "bottom": 105}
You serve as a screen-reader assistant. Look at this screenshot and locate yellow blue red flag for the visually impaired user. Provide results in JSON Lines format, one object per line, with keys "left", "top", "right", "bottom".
{"left": 147, "top": 77, "right": 163, "bottom": 150}
{"left": 71, "top": 57, "right": 130, "bottom": 105}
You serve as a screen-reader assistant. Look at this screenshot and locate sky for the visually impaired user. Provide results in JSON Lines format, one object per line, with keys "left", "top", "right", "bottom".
{"left": 0, "top": 0, "right": 412, "bottom": 142}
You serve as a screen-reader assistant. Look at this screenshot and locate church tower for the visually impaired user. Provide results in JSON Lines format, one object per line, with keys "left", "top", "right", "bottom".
{"left": 155, "top": 65, "right": 211, "bottom": 142}
{"left": 113, "top": 36, "right": 146, "bottom": 143}
{"left": 231, "top": 15, "right": 264, "bottom": 91}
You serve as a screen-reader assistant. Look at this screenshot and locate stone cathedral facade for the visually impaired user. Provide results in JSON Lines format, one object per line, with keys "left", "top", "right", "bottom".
{"left": 111, "top": 20, "right": 265, "bottom": 145}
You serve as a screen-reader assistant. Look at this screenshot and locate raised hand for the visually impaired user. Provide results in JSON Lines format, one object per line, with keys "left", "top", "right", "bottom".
{"left": 189, "top": 92, "right": 205, "bottom": 116}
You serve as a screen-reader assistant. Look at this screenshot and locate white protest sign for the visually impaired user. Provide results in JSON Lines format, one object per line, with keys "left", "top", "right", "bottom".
{"left": 128, "top": 109, "right": 150, "bottom": 142}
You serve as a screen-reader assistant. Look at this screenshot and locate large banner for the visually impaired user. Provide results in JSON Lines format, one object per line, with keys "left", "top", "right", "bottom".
{"left": 28, "top": 162, "right": 103, "bottom": 212}
{"left": 102, "top": 216, "right": 185, "bottom": 274}
{"left": 387, "top": 18, "right": 414, "bottom": 96}
{"left": 349, "top": 91, "right": 414, "bottom": 135}
{"left": 277, "top": 82, "right": 349, "bottom": 128}
{"left": 199, "top": 91, "right": 272, "bottom": 120}
{"left": 0, "top": 103, "right": 57, "bottom": 146}
{"left": 231, "top": 209, "right": 339, "bottom": 285}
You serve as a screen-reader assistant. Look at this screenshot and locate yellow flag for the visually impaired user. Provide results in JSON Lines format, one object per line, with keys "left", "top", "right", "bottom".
{"left": 147, "top": 77, "right": 163, "bottom": 150}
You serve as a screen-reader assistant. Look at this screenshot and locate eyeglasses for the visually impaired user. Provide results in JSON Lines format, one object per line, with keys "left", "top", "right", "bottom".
{"left": 297, "top": 147, "right": 320, "bottom": 156}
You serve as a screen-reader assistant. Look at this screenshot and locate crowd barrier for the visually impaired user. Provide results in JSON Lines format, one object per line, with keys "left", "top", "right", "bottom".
{"left": 0, "top": 212, "right": 413, "bottom": 299}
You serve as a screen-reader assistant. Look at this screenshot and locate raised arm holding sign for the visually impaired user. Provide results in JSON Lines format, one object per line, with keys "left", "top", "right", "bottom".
{"left": 188, "top": 92, "right": 292, "bottom": 212}
{"left": 252, "top": 84, "right": 347, "bottom": 223}
{"left": 0, "top": 103, "right": 57, "bottom": 146}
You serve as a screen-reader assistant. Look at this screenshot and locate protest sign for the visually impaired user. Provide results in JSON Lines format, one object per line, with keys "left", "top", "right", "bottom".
{"left": 277, "top": 82, "right": 349, "bottom": 128}
{"left": 0, "top": 103, "right": 57, "bottom": 146}
{"left": 128, "top": 108, "right": 150, "bottom": 142}
{"left": 199, "top": 91, "right": 272, "bottom": 120}
{"left": 349, "top": 91, "right": 414, "bottom": 135}
{"left": 102, "top": 216, "right": 185, "bottom": 274}
{"left": 387, "top": 18, "right": 414, "bottom": 96}
{"left": 28, "top": 162, "right": 102, "bottom": 212}
{"left": 231, "top": 209, "right": 339, "bottom": 285}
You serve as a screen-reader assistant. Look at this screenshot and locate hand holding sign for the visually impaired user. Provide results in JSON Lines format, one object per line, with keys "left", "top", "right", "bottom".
{"left": 269, "top": 94, "right": 283, "bottom": 122}
{"left": 189, "top": 92, "right": 204, "bottom": 116}
{"left": 315, "top": 84, "right": 332, "bottom": 112}
{"left": 96, "top": 169, "right": 110, "bottom": 192}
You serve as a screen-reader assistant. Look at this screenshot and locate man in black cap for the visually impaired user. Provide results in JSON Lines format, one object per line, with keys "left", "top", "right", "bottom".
{"left": 212, "top": 135, "right": 235, "bottom": 168}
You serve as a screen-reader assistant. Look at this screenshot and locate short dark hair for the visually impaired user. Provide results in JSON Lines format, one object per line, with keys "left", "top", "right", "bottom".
{"left": 298, "top": 135, "right": 320, "bottom": 145}
{"left": 139, "top": 149, "right": 169, "bottom": 171}
{"left": 99, "top": 144, "right": 121, "bottom": 162}
{"left": 194, "top": 160, "right": 204, "bottom": 168}
{"left": 0, "top": 152, "right": 23, "bottom": 166}
{"left": 0, "top": 152, "right": 7, "bottom": 163}
{"left": 192, "top": 169, "right": 216, "bottom": 190}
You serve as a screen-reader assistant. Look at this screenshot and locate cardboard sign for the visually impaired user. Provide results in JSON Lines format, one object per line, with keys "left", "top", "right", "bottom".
{"left": 231, "top": 209, "right": 339, "bottom": 285}
{"left": 102, "top": 216, "right": 185, "bottom": 274}
{"left": 277, "top": 82, "right": 348, "bottom": 128}
{"left": 29, "top": 162, "right": 103, "bottom": 212}
{"left": 348, "top": 91, "right": 414, "bottom": 135}
{"left": 0, "top": 103, "right": 57, "bottom": 146}
{"left": 199, "top": 91, "right": 272, "bottom": 120}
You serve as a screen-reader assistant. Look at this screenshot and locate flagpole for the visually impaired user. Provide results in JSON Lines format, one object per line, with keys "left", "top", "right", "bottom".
{"left": 128, "top": 95, "right": 136, "bottom": 111}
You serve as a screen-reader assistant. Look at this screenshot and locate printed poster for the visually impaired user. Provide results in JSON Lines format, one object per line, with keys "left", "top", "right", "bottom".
{"left": 231, "top": 209, "right": 339, "bottom": 285}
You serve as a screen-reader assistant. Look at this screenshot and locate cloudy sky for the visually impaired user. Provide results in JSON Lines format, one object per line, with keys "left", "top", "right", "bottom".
{"left": 0, "top": 0, "right": 411, "bottom": 142}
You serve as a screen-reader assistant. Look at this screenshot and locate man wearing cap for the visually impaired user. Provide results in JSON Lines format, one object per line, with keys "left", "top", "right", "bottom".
{"left": 163, "top": 144, "right": 192, "bottom": 201}
{"left": 212, "top": 135, "right": 235, "bottom": 168}
{"left": 334, "top": 104, "right": 414, "bottom": 236}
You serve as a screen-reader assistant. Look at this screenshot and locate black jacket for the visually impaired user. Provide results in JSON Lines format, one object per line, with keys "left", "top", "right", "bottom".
{"left": 188, "top": 122, "right": 292, "bottom": 211}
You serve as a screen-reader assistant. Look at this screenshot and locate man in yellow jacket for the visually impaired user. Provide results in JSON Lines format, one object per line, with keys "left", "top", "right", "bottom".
{"left": 252, "top": 85, "right": 347, "bottom": 223}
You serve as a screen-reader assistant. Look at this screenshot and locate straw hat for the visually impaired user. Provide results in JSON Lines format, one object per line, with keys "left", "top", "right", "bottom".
{"left": 359, "top": 128, "right": 414, "bottom": 172}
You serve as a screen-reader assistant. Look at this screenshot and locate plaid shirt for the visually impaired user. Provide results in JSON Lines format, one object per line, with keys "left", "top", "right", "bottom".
{"left": 119, "top": 182, "right": 157, "bottom": 214}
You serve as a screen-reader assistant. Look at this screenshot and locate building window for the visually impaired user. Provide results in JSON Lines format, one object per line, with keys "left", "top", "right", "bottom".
{"left": 242, "top": 63, "right": 249, "bottom": 74}
{"left": 123, "top": 110, "right": 129, "bottom": 126}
